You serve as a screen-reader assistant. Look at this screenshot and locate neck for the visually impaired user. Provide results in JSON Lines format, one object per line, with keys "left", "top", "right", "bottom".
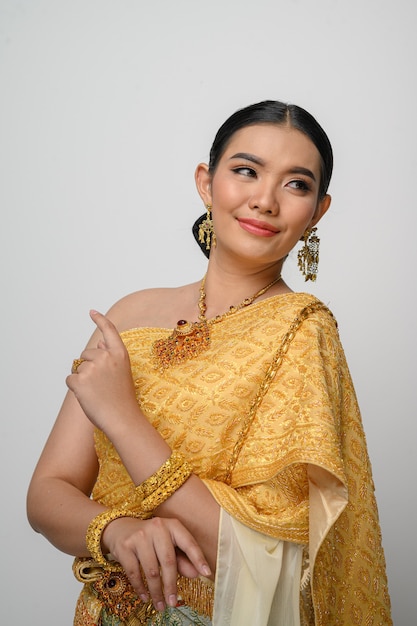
{"left": 201, "top": 259, "right": 287, "bottom": 319}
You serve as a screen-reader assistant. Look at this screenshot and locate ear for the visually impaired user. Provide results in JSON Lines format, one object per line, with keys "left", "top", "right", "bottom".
{"left": 311, "top": 194, "right": 331, "bottom": 227}
{"left": 195, "top": 163, "right": 213, "bottom": 206}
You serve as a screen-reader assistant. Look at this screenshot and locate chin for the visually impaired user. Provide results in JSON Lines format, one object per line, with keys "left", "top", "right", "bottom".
{"left": 218, "top": 243, "right": 283, "bottom": 267}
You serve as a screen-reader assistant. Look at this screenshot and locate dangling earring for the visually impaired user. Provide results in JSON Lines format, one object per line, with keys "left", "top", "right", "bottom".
{"left": 198, "top": 204, "right": 216, "bottom": 251}
{"left": 297, "top": 227, "right": 320, "bottom": 281}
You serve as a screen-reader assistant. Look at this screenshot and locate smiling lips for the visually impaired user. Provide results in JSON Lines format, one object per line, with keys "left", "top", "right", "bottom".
{"left": 237, "top": 217, "right": 280, "bottom": 237}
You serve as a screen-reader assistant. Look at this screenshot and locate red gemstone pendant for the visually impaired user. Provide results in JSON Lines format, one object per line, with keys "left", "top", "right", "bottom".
{"left": 152, "top": 320, "right": 210, "bottom": 370}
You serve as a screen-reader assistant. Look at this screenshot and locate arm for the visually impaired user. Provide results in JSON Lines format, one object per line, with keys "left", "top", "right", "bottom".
{"left": 64, "top": 311, "right": 220, "bottom": 568}
{"left": 27, "top": 389, "right": 103, "bottom": 555}
{"left": 27, "top": 311, "right": 218, "bottom": 610}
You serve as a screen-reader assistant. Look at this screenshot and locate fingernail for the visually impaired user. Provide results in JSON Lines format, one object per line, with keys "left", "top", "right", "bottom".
{"left": 140, "top": 593, "right": 149, "bottom": 603}
{"left": 156, "top": 601, "right": 165, "bottom": 612}
{"left": 202, "top": 565, "right": 211, "bottom": 576}
{"left": 168, "top": 594, "right": 177, "bottom": 607}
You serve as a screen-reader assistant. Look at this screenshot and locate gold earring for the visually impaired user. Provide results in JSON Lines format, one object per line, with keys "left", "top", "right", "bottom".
{"left": 198, "top": 204, "right": 216, "bottom": 251}
{"left": 297, "top": 227, "right": 320, "bottom": 281}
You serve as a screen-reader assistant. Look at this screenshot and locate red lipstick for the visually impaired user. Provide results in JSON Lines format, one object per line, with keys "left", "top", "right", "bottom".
{"left": 237, "top": 218, "right": 279, "bottom": 237}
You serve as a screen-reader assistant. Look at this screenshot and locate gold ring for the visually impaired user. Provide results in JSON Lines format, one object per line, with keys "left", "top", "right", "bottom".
{"left": 71, "top": 358, "right": 85, "bottom": 374}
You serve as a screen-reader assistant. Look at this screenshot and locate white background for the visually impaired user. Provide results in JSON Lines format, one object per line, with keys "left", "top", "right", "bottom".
{"left": 1, "top": 1, "right": 415, "bottom": 623}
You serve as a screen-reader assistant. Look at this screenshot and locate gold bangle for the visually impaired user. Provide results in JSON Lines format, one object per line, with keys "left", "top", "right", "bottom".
{"left": 86, "top": 509, "right": 144, "bottom": 570}
{"left": 141, "top": 461, "right": 193, "bottom": 513}
{"left": 135, "top": 451, "right": 188, "bottom": 501}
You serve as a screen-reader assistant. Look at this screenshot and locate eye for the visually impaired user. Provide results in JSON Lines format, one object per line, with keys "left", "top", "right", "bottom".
{"left": 232, "top": 166, "right": 257, "bottom": 178}
{"left": 287, "top": 179, "right": 311, "bottom": 191}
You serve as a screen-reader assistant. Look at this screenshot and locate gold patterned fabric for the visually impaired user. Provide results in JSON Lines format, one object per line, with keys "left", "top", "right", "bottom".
{"left": 85, "top": 292, "right": 391, "bottom": 625}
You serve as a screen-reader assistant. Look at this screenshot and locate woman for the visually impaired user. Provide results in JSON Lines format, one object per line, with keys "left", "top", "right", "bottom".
{"left": 27, "top": 100, "right": 392, "bottom": 625}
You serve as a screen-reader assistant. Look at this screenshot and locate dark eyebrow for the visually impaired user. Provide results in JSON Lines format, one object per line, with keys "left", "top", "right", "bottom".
{"left": 229, "top": 154, "right": 317, "bottom": 182}
{"left": 289, "top": 166, "right": 316, "bottom": 182}
{"left": 229, "top": 152, "right": 265, "bottom": 166}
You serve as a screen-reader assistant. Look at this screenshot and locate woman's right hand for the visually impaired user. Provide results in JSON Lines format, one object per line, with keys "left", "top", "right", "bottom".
{"left": 101, "top": 515, "right": 211, "bottom": 612}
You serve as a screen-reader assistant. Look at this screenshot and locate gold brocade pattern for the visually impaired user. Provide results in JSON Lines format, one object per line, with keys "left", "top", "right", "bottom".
{"left": 90, "top": 292, "right": 391, "bottom": 625}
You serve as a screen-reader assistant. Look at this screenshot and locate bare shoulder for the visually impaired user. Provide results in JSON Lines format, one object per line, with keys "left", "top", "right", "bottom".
{"left": 106, "top": 282, "right": 200, "bottom": 332}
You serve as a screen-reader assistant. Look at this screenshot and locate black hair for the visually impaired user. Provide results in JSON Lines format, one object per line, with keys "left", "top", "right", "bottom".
{"left": 193, "top": 100, "right": 333, "bottom": 258}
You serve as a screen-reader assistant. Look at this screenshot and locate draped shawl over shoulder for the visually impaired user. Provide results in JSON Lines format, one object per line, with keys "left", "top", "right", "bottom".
{"left": 92, "top": 292, "right": 391, "bottom": 625}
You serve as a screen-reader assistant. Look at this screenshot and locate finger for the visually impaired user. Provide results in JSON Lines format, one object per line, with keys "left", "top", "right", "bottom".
{"left": 65, "top": 373, "right": 77, "bottom": 392}
{"left": 66, "top": 356, "right": 88, "bottom": 389}
{"left": 176, "top": 551, "right": 199, "bottom": 579}
{"left": 118, "top": 555, "right": 150, "bottom": 603}
{"left": 89, "top": 310, "right": 123, "bottom": 349}
{"left": 78, "top": 347, "right": 104, "bottom": 362}
{"left": 134, "top": 542, "right": 167, "bottom": 611}
{"left": 65, "top": 369, "right": 87, "bottom": 394}
{"left": 65, "top": 351, "right": 94, "bottom": 391}
{"left": 171, "top": 521, "right": 211, "bottom": 578}
{"left": 151, "top": 522, "right": 181, "bottom": 607}
{"left": 101, "top": 518, "right": 151, "bottom": 603}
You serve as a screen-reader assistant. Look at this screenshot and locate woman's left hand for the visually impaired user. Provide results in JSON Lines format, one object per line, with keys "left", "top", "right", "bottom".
{"left": 66, "top": 310, "right": 139, "bottom": 433}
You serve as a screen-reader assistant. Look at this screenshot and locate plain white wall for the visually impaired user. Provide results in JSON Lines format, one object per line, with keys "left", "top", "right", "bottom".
{"left": 1, "top": 1, "right": 415, "bottom": 623}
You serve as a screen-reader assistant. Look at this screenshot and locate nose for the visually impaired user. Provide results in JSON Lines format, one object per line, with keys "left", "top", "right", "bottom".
{"left": 248, "top": 181, "right": 279, "bottom": 215}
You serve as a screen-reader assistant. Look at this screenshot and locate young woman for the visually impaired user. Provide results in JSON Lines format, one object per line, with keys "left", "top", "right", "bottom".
{"left": 27, "top": 100, "right": 392, "bottom": 625}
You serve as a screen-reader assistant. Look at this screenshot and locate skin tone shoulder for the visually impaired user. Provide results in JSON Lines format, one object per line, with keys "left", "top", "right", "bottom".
{"left": 26, "top": 122, "right": 331, "bottom": 613}
{"left": 105, "top": 284, "right": 203, "bottom": 333}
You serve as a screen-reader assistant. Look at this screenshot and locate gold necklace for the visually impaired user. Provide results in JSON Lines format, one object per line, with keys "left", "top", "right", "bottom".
{"left": 152, "top": 274, "right": 281, "bottom": 370}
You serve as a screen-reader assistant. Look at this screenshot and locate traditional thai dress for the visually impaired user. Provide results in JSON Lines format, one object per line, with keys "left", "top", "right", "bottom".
{"left": 73, "top": 292, "right": 392, "bottom": 625}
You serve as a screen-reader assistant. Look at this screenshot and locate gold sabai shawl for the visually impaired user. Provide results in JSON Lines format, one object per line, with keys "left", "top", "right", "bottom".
{"left": 92, "top": 292, "right": 392, "bottom": 625}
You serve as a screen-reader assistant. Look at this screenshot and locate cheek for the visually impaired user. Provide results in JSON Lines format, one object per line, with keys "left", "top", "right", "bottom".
{"left": 211, "top": 174, "right": 245, "bottom": 209}
{"left": 285, "top": 196, "right": 318, "bottom": 223}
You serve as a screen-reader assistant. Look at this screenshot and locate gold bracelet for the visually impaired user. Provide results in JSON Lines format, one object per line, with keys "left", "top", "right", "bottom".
{"left": 141, "top": 461, "right": 193, "bottom": 512}
{"left": 134, "top": 451, "right": 188, "bottom": 501}
{"left": 86, "top": 509, "right": 144, "bottom": 570}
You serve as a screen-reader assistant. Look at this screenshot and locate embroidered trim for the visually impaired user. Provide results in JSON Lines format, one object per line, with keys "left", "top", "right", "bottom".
{"left": 224, "top": 302, "right": 337, "bottom": 484}
{"left": 73, "top": 557, "right": 214, "bottom": 622}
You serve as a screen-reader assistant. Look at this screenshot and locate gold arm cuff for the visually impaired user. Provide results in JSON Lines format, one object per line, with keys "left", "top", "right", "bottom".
{"left": 85, "top": 509, "right": 145, "bottom": 571}
{"left": 134, "top": 451, "right": 187, "bottom": 501}
{"left": 141, "top": 462, "right": 193, "bottom": 512}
